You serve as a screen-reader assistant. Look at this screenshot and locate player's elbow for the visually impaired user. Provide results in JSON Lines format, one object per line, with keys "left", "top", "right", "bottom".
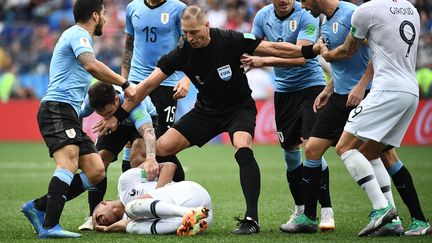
{"left": 82, "top": 60, "right": 99, "bottom": 74}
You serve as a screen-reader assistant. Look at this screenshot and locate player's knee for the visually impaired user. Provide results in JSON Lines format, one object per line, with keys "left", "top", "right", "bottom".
{"left": 233, "top": 142, "right": 252, "bottom": 151}
{"left": 335, "top": 143, "right": 348, "bottom": 156}
{"left": 304, "top": 142, "right": 322, "bottom": 160}
{"left": 156, "top": 139, "right": 177, "bottom": 156}
{"left": 87, "top": 164, "right": 105, "bottom": 185}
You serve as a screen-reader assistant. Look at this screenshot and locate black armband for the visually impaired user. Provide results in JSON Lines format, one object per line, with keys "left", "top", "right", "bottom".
{"left": 121, "top": 80, "right": 130, "bottom": 90}
{"left": 301, "top": 45, "right": 317, "bottom": 59}
{"left": 113, "top": 106, "right": 129, "bottom": 122}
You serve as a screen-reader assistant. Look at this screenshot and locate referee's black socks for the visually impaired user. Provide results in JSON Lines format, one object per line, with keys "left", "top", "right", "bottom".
{"left": 234, "top": 147, "right": 261, "bottom": 221}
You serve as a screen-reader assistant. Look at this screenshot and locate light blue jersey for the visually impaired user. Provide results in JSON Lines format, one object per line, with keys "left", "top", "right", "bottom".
{"left": 252, "top": 2, "right": 325, "bottom": 92}
{"left": 42, "top": 25, "right": 95, "bottom": 115}
{"left": 125, "top": 0, "right": 185, "bottom": 86}
{"left": 321, "top": 1, "right": 370, "bottom": 94}
{"left": 80, "top": 93, "right": 157, "bottom": 131}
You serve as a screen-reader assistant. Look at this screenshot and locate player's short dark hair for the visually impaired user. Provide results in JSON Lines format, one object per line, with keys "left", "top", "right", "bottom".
{"left": 73, "top": 0, "right": 104, "bottom": 23}
{"left": 88, "top": 82, "right": 116, "bottom": 110}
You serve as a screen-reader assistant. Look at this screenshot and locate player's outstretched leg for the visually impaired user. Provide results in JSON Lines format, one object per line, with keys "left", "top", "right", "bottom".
{"left": 21, "top": 200, "right": 45, "bottom": 234}
{"left": 358, "top": 203, "right": 398, "bottom": 237}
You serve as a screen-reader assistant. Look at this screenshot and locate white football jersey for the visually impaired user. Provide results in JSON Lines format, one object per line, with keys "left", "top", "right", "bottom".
{"left": 118, "top": 168, "right": 158, "bottom": 206}
{"left": 351, "top": 0, "right": 420, "bottom": 96}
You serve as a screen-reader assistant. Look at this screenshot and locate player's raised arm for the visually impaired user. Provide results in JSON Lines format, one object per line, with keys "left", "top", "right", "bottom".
{"left": 137, "top": 122, "right": 159, "bottom": 181}
{"left": 252, "top": 40, "right": 320, "bottom": 59}
{"left": 77, "top": 52, "right": 136, "bottom": 101}
{"left": 320, "top": 34, "right": 363, "bottom": 61}
{"left": 121, "top": 34, "right": 134, "bottom": 79}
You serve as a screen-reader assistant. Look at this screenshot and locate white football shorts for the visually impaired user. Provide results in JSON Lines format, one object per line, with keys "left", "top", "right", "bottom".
{"left": 344, "top": 90, "right": 418, "bottom": 147}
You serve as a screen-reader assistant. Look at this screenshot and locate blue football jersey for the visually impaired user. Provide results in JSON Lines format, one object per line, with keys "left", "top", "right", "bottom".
{"left": 321, "top": 1, "right": 370, "bottom": 94}
{"left": 42, "top": 25, "right": 95, "bottom": 115}
{"left": 252, "top": 1, "right": 325, "bottom": 92}
{"left": 125, "top": 0, "right": 185, "bottom": 86}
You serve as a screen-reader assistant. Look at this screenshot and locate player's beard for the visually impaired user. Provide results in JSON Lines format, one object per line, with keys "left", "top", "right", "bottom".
{"left": 94, "top": 20, "right": 103, "bottom": 36}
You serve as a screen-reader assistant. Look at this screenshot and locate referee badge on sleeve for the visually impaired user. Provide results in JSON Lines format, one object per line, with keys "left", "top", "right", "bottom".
{"left": 217, "top": 65, "right": 232, "bottom": 81}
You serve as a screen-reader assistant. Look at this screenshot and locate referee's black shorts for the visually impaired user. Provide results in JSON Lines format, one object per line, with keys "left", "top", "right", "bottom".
{"left": 173, "top": 98, "right": 257, "bottom": 147}
{"left": 274, "top": 85, "right": 324, "bottom": 149}
{"left": 37, "top": 101, "right": 97, "bottom": 157}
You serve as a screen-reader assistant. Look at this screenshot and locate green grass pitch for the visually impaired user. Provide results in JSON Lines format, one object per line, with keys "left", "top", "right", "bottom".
{"left": 0, "top": 142, "right": 431, "bottom": 242}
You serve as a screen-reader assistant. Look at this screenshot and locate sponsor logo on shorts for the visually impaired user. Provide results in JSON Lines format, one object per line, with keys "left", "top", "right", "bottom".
{"left": 277, "top": 132, "right": 284, "bottom": 143}
{"left": 65, "top": 128, "right": 76, "bottom": 139}
{"left": 129, "top": 188, "right": 137, "bottom": 196}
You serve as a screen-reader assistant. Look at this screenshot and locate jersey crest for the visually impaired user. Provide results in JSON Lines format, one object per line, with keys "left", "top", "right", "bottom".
{"left": 65, "top": 128, "right": 76, "bottom": 139}
{"left": 217, "top": 65, "right": 232, "bottom": 81}
{"left": 333, "top": 22, "right": 339, "bottom": 34}
{"left": 289, "top": 20, "right": 297, "bottom": 32}
{"left": 161, "top": 13, "right": 170, "bottom": 24}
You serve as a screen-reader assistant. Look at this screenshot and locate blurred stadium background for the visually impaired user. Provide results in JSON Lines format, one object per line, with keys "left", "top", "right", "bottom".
{"left": 0, "top": 0, "right": 431, "bottom": 241}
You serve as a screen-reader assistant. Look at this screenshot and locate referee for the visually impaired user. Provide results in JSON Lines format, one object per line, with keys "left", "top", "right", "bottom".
{"left": 96, "top": 5, "right": 317, "bottom": 235}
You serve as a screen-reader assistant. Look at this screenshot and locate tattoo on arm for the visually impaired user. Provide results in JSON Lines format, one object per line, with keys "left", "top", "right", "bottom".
{"left": 339, "top": 35, "right": 363, "bottom": 58}
{"left": 122, "top": 35, "right": 134, "bottom": 75}
{"left": 139, "top": 123, "right": 156, "bottom": 159}
{"left": 77, "top": 52, "right": 96, "bottom": 66}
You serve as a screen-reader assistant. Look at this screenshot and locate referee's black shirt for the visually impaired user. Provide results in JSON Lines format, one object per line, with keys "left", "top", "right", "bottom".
{"left": 157, "top": 28, "right": 262, "bottom": 114}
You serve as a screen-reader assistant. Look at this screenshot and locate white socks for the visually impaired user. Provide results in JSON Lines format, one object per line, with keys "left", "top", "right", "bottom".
{"left": 341, "top": 149, "right": 388, "bottom": 209}
{"left": 125, "top": 198, "right": 189, "bottom": 219}
{"left": 370, "top": 158, "right": 396, "bottom": 207}
{"left": 126, "top": 218, "right": 182, "bottom": 234}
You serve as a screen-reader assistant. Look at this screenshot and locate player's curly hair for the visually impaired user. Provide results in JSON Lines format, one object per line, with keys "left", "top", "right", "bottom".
{"left": 88, "top": 82, "right": 116, "bottom": 110}
{"left": 73, "top": 0, "right": 104, "bottom": 23}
